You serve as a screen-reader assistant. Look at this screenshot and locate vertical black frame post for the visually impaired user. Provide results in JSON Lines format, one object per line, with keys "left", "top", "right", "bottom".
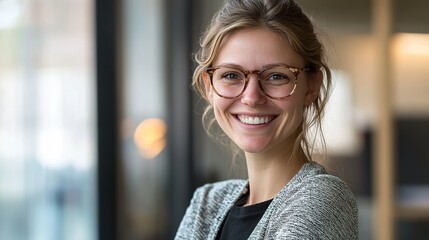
{"left": 165, "top": 0, "right": 195, "bottom": 238}
{"left": 95, "top": 0, "right": 119, "bottom": 239}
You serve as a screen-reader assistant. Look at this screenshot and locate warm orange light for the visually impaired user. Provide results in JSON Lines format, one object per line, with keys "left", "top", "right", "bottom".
{"left": 391, "top": 33, "right": 429, "bottom": 115}
{"left": 392, "top": 33, "right": 429, "bottom": 56}
{"left": 133, "top": 118, "right": 167, "bottom": 159}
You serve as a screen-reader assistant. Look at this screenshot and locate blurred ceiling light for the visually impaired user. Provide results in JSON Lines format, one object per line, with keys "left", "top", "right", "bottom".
{"left": 392, "top": 33, "right": 429, "bottom": 56}
{"left": 133, "top": 118, "right": 167, "bottom": 159}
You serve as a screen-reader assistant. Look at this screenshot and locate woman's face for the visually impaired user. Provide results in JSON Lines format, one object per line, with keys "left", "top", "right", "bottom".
{"left": 204, "top": 28, "right": 320, "bottom": 155}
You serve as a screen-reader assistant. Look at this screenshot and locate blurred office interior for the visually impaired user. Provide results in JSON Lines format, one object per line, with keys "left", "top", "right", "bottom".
{"left": 0, "top": 0, "right": 428, "bottom": 239}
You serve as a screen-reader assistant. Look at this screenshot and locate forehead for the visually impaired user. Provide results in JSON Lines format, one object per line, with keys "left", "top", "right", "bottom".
{"left": 213, "top": 28, "right": 304, "bottom": 68}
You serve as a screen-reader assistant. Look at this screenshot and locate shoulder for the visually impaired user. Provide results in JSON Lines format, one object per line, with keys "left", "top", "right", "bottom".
{"left": 196, "top": 179, "right": 247, "bottom": 193}
{"left": 298, "top": 163, "right": 354, "bottom": 196}
{"left": 299, "top": 167, "right": 358, "bottom": 226}
{"left": 300, "top": 163, "right": 356, "bottom": 203}
{"left": 270, "top": 163, "right": 358, "bottom": 239}
{"left": 175, "top": 179, "right": 247, "bottom": 239}
{"left": 191, "top": 179, "right": 247, "bottom": 204}
{"left": 184, "top": 179, "right": 247, "bottom": 217}
{"left": 287, "top": 162, "right": 356, "bottom": 204}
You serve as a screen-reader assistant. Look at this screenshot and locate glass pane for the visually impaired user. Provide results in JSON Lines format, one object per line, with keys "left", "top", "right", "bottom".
{"left": 0, "top": 0, "right": 96, "bottom": 239}
{"left": 120, "top": 0, "right": 168, "bottom": 238}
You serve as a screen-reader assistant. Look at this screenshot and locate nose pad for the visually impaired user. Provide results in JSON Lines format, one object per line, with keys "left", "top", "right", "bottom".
{"left": 240, "top": 76, "right": 266, "bottom": 106}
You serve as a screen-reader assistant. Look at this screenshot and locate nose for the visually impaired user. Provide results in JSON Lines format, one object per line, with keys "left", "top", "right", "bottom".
{"left": 240, "top": 75, "right": 266, "bottom": 106}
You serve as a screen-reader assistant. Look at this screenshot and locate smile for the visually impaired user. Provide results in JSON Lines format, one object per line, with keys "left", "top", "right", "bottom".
{"left": 237, "top": 115, "right": 276, "bottom": 125}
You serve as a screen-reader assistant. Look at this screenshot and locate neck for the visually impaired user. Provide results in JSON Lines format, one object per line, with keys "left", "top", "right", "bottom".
{"left": 244, "top": 147, "right": 307, "bottom": 206}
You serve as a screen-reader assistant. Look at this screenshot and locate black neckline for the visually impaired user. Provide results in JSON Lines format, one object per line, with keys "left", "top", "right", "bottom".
{"left": 230, "top": 191, "right": 273, "bottom": 216}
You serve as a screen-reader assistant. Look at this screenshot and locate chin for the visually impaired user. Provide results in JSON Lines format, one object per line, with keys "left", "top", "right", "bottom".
{"left": 236, "top": 140, "right": 271, "bottom": 154}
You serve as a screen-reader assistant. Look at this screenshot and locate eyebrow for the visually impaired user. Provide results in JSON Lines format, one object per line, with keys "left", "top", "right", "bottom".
{"left": 215, "top": 62, "right": 297, "bottom": 70}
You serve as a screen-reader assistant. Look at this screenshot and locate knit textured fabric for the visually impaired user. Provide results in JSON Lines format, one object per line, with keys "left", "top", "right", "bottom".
{"left": 175, "top": 162, "right": 358, "bottom": 239}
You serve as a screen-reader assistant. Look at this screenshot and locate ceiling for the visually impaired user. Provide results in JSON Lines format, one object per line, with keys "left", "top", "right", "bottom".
{"left": 295, "top": 0, "right": 429, "bottom": 34}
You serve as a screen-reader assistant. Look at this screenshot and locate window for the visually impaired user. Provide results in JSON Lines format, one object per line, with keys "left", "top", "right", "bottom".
{"left": 0, "top": 0, "right": 96, "bottom": 239}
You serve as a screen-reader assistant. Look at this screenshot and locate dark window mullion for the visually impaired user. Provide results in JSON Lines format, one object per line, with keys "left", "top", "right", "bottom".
{"left": 95, "top": 0, "right": 120, "bottom": 239}
{"left": 165, "top": 0, "right": 195, "bottom": 238}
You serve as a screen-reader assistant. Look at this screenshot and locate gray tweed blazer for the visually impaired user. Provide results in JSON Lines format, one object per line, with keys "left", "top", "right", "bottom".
{"left": 175, "top": 162, "right": 358, "bottom": 239}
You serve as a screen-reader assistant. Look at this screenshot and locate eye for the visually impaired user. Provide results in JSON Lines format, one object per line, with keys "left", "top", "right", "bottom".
{"left": 222, "top": 72, "right": 242, "bottom": 80}
{"left": 264, "top": 73, "right": 291, "bottom": 85}
{"left": 267, "top": 74, "right": 289, "bottom": 81}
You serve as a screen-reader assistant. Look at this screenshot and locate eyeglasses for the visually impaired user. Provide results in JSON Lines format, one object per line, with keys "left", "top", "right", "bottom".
{"left": 205, "top": 64, "right": 311, "bottom": 99}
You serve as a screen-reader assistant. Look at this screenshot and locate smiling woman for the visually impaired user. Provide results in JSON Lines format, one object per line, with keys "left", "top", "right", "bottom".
{"left": 175, "top": 0, "right": 358, "bottom": 239}
{"left": 203, "top": 28, "right": 318, "bottom": 156}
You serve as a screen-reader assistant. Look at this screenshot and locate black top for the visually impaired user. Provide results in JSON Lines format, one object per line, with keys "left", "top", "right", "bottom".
{"left": 216, "top": 190, "right": 273, "bottom": 240}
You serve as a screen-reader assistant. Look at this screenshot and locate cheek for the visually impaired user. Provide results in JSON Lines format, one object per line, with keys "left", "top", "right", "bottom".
{"left": 294, "top": 85, "right": 308, "bottom": 105}
{"left": 212, "top": 98, "right": 237, "bottom": 140}
{"left": 212, "top": 97, "right": 235, "bottom": 125}
{"left": 274, "top": 101, "right": 305, "bottom": 138}
{"left": 212, "top": 96, "right": 232, "bottom": 113}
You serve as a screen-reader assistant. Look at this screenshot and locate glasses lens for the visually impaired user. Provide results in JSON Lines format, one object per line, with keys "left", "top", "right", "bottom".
{"left": 260, "top": 66, "right": 296, "bottom": 98}
{"left": 211, "top": 67, "right": 246, "bottom": 98}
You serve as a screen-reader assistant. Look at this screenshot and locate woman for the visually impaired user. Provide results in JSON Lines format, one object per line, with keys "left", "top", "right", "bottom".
{"left": 175, "top": 0, "right": 358, "bottom": 239}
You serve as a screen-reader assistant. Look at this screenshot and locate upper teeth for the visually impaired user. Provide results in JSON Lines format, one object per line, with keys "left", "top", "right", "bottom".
{"left": 238, "top": 115, "right": 272, "bottom": 125}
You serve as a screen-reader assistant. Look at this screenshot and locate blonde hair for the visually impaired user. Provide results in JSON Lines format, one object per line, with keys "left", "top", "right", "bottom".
{"left": 193, "top": 0, "right": 332, "bottom": 162}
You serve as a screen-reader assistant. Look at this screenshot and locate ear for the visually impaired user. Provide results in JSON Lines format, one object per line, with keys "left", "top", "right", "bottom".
{"left": 202, "top": 71, "right": 213, "bottom": 104}
{"left": 304, "top": 70, "right": 322, "bottom": 106}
